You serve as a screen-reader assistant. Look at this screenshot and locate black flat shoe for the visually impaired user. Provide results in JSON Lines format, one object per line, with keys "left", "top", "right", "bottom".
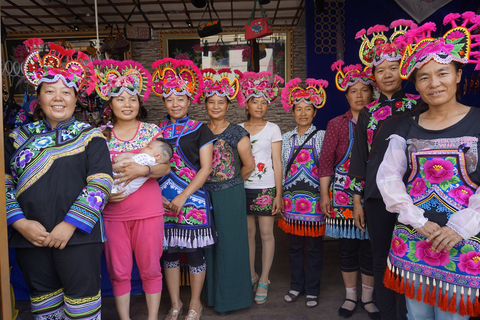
{"left": 338, "top": 299, "right": 357, "bottom": 318}
{"left": 216, "top": 311, "right": 232, "bottom": 317}
{"left": 360, "top": 300, "right": 380, "bottom": 320}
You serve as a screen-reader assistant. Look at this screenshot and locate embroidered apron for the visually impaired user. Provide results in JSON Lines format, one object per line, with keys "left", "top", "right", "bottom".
{"left": 325, "top": 121, "right": 368, "bottom": 239}
{"left": 159, "top": 121, "right": 216, "bottom": 250}
{"left": 385, "top": 146, "right": 480, "bottom": 316}
{"left": 279, "top": 135, "right": 325, "bottom": 237}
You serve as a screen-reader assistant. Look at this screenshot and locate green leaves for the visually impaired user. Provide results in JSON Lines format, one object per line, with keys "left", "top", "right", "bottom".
{"left": 398, "top": 233, "right": 408, "bottom": 242}
{"left": 461, "top": 244, "right": 476, "bottom": 254}
{"left": 445, "top": 260, "right": 456, "bottom": 272}
{"left": 449, "top": 247, "right": 458, "bottom": 257}
{"left": 419, "top": 158, "right": 427, "bottom": 166}
{"left": 440, "top": 180, "right": 450, "bottom": 191}
{"left": 445, "top": 157, "right": 456, "bottom": 166}
{"left": 407, "top": 251, "right": 420, "bottom": 263}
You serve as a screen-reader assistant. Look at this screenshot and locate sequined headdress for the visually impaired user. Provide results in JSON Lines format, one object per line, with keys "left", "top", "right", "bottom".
{"left": 201, "top": 68, "right": 242, "bottom": 102}
{"left": 331, "top": 60, "right": 375, "bottom": 91}
{"left": 151, "top": 58, "right": 203, "bottom": 104}
{"left": 237, "top": 72, "right": 284, "bottom": 107}
{"left": 86, "top": 59, "right": 152, "bottom": 102}
{"left": 398, "top": 12, "right": 480, "bottom": 80}
{"left": 356, "top": 20, "right": 418, "bottom": 67}
{"left": 281, "top": 78, "right": 328, "bottom": 112}
{"left": 23, "top": 38, "right": 90, "bottom": 91}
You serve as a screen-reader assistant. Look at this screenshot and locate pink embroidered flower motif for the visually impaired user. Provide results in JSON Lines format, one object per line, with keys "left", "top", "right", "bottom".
{"left": 423, "top": 158, "right": 454, "bottom": 184}
{"left": 415, "top": 240, "right": 450, "bottom": 266}
{"left": 334, "top": 191, "right": 350, "bottom": 206}
{"left": 212, "top": 147, "right": 222, "bottom": 167}
{"left": 256, "top": 195, "right": 273, "bottom": 208}
{"left": 409, "top": 177, "right": 427, "bottom": 197}
{"left": 170, "top": 151, "right": 182, "bottom": 167}
{"left": 165, "top": 210, "right": 184, "bottom": 223}
{"left": 458, "top": 251, "right": 480, "bottom": 275}
{"left": 344, "top": 176, "right": 351, "bottom": 189}
{"left": 284, "top": 197, "right": 293, "bottom": 211}
{"left": 179, "top": 167, "right": 196, "bottom": 182}
{"left": 373, "top": 106, "right": 392, "bottom": 121}
{"left": 311, "top": 166, "right": 319, "bottom": 178}
{"left": 395, "top": 101, "right": 403, "bottom": 109}
{"left": 185, "top": 208, "right": 207, "bottom": 224}
{"left": 316, "top": 201, "right": 322, "bottom": 214}
{"left": 391, "top": 236, "right": 408, "bottom": 257}
{"left": 448, "top": 185, "right": 473, "bottom": 206}
{"left": 343, "top": 158, "right": 351, "bottom": 172}
{"left": 296, "top": 150, "right": 311, "bottom": 164}
{"left": 290, "top": 164, "right": 298, "bottom": 176}
{"left": 295, "top": 198, "right": 312, "bottom": 214}
{"left": 366, "top": 129, "right": 374, "bottom": 145}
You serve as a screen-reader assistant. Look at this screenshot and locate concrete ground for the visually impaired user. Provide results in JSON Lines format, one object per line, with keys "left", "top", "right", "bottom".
{"left": 15, "top": 220, "right": 385, "bottom": 320}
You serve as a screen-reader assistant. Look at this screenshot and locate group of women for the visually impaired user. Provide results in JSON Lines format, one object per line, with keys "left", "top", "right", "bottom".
{"left": 5, "top": 10, "right": 480, "bottom": 320}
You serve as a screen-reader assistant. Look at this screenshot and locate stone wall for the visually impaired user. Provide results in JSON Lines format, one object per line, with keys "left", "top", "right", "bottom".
{"left": 132, "top": 20, "right": 306, "bottom": 134}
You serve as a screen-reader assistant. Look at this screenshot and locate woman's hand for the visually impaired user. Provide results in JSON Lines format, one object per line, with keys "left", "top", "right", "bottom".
{"left": 42, "top": 221, "right": 76, "bottom": 250}
{"left": 416, "top": 221, "right": 441, "bottom": 239}
{"left": 427, "top": 226, "right": 463, "bottom": 253}
{"left": 353, "top": 201, "right": 366, "bottom": 232}
{"left": 272, "top": 195, "right": 283, "bottom": 215}
{"left": 169, "top": 194, "right": 188, "bottom": 214}
{"left": 320, "top": 197, "right": 331, "bottom": 218}
{"left": 162, "top": 196, "right": 171, "bottom": 211}
{"left": 11, "top": 218, "right": 49, "bottom": 247}
{"left": 109, "top": 190, "right": 129, "bottom": 203}
{"left": 115, "top": 162, "right": 148, "bottom": 187}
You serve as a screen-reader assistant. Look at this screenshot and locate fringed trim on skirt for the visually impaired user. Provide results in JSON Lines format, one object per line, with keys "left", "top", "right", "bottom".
{"left": 384, "top": 259, "right": 480, "bottom": 317}
{"left": 163, "top": 227, "right": 215, "bottom": 250}
{"left": 278, "top": 217, "right": 325, "bottom": 237}
{"left": 324, "top": 217, "right": 369, "bottom": 240}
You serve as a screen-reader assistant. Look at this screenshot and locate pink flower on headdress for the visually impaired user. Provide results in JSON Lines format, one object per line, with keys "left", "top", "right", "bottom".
{"left": 447, "top": 31, "right": 465, "bottom": 41}
{"left": 444, "top": 13, "right": 461, "bottom": 27}
{"left": 257, "top": 81, "right": 270, "bottom": 92}
{"left": 108, "top": 73, "right": 117, "bottom": 80}
{"left": 267, "top": 89, "right": 276, "bottom": 98}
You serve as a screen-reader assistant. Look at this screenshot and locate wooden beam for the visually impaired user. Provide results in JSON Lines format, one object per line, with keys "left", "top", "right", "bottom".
{"left": 155, "top": 0, "right": 174, "bottom": 29}
{"left": 29, "top": 0, "right": 77, "bottom": 30}
{"left": 292, "top": 0, "right": 304, "bottom": 26}
{"left": 4, "top": 0, "right": 54, "bottom": 30}
{"left": 1, "top": 10, "right": 35, "bottom": 31}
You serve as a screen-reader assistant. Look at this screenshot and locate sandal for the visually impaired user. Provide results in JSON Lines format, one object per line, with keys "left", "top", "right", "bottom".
{"left": 305, "top": 295, "right": 318, "bottom": 308}
{"left": 338, "top": 298, "right": 357, "bottom": 318}
{"left": 251, "top": 274, "right": 259, "bottom": 292}
{"left": 184, "top": 305, "right": 203, "bottom": 320}
{"left": 165, "top": 305, "right": 184, "bottom": 320}
{"left": 255, "top": 280, "right": 270, "bottom": 305}
{"left": 284, "top": 290, "right": 303, "bottom": 303}
{"left": 360, "top": 300, "right": 380, "bottom": 320}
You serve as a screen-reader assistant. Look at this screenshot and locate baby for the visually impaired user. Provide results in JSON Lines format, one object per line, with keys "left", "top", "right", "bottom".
{"left": 112, "top": 138, "right": 173, "bottom": 194}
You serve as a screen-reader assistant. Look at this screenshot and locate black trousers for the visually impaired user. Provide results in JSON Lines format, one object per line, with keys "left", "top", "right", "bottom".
{"left": 338, "top": 237, "right": 373, "bottom": 276}
{"left": 288, "top": 234, "right": 323, "bottom": 296}
{"left": 365, "top": 198, "right": 407, "bottom": 320}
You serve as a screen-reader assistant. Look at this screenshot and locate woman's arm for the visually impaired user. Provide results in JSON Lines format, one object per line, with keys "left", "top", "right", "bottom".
{"left": 169, "top": 143, "right": 214, "bottom": 214}
{"left": 319, "top": 176, "right": 331, "bottom": 217}
{"left": 272, "top": 140, "right": 284, "bottom": 215}
{"left": 115, "top": 162, "right": 171, "bottom": 183}
{"left": 237, "top": 136, "right": 255, "bottom": 180}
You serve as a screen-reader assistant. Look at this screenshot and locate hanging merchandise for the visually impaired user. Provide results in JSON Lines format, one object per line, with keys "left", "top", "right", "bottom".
{"left": 244, "top": 0, "right": 273, "bottom": 41}
{"left": 124, "top": 0, "right": 153, "bottom": 41}
{"left": 100, "top": 23, "right": 130, "bottom": 54}
{"left": 197, "top": 0, "right": 223, "bottom": 38}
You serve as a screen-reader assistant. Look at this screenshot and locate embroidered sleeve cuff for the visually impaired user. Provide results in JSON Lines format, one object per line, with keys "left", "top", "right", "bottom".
{"left": 64, "top": 214, "right": 91, "bottom": 234}
{"left": 6, "top": 211, "right": 26, "bottom": 227}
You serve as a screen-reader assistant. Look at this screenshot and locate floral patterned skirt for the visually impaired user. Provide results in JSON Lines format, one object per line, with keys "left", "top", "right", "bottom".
{"left": 245, "top": 187, "right": 276, "bottom": 216}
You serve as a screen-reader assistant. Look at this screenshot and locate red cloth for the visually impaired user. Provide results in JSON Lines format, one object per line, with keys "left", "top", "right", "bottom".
{"left": 318, "top": 109, "right": 356, "bottom": 177}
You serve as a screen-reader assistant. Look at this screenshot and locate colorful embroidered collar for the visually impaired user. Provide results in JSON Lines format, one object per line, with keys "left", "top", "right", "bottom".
{"left": 331, "top": 60, "right": 375, "bottom": 91}
{"left": 281, "top": 78, "right": 328, "bottom": 112}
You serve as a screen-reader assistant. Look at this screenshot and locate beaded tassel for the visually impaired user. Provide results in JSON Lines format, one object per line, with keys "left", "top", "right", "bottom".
{"left": 399, "top": 270, "right": 405, "bottom": 294}
{"left": 406, "top": 272, "right": 411, "bottom": 299}
{"left": 467, "top": 288, "right": 474, "bottom": 316}
{"left": 448, "top": 285, "right": 457, "bottom": 314}
{"left": 429, "top": 279, "right": 436, "bottom": 307}
{"left": 459, "top": 286, "right": 466, "bottom": 317}
{"left": 423, "top": 277, "right": 430, "bottom": 304}
{"left": 473, "top": 288, "right": 480, "bottom": 315}
{"left": 441, "top": 283, "right": 449, "bottom": 312}
{"left": 416, "top": 275, "right": 423, "bottom": 302}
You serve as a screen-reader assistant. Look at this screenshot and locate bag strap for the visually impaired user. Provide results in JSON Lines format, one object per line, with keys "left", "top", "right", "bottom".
{"left": 284, "top": 130, "right": 319, "bottom": 179}
{"left": 210, "top": 0, "right": 221, "bottom": 20}
{"left": 199, "top": 0, "right": 220, "bottom": 26}
{"left": 125, "top": 0, "right": 153, "bottom": 29}
{"left": 247, "top": 0, "right": 268, "bottom": 25}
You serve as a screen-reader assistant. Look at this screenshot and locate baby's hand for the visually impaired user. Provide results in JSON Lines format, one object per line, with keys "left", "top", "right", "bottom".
{"left": 113, "top": 153, "right": 130, "bottom": 163}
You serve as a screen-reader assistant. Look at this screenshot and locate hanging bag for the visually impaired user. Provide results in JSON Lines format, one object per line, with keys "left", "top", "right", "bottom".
{"left": 244, "top": 0, "right": 273, "bottom": 40}
{"left": 101, "top": 23, "right": 130, "bottom": 54}
{"left": 197, "top": 0, "right": 223, "bottom": 38}
{"left": 124, "top": 0, "right": 153, "bottom": 41}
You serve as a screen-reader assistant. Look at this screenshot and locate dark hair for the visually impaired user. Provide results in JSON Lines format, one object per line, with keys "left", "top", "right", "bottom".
{"left": 155, "top": 137, "right": 173, "bottom": 160}
{"left": 102, "top": 94, "right": 146, "bottom": 140}
{"left": 408, "top": 61, "right": 463, "bottom": 83}
{"left": 345, "top": 83, "right": 374, "bottom": 94}
{"left": 34, "top": 82, "right": 79, "bottom": 120}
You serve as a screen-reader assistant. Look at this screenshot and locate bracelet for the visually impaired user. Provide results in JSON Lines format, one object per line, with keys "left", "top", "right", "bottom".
{"left": 144, "top": 165, "right": 153, "bottom": 177}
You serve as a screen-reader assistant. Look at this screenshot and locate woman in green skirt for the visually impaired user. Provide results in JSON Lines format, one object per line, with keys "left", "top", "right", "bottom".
{"left": 201, "top": 69, "right": 255, "bottom": 315}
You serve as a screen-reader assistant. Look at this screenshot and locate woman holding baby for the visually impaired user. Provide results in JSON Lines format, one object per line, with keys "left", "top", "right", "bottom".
{"left": 89, "top": 60, "right": 170, "bottom": 320}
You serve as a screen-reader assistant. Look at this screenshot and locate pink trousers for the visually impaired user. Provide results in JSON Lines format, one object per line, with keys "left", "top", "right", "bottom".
{"left": 104, "top": 216, "right": 164, "bottom": 296}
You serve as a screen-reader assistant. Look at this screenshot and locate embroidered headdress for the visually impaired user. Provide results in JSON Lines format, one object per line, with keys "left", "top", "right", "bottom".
{"left": 356, "top": 20, "right": 418, "bottom": 67}
{"left": 398, "top": 11, "right": 480, "bottom": 80}
{"left": 23, "top": 38, "right": 90, "bottom": 91}
{"left": 151, "top": 58, "right": 203, "bottom": 104}
{"left": 331, "top": 60, "right": 375, "bottom": 91}
{"left": 237, "top": 72, "right": 284, "bottom": 107}
{"left": 201, "top": 68, "right": 242, "bottom": 102}
{"left": 86, "top": 59, "right": 152, "bottom": 102}
{"left": 281, "top": 78, "right": 328, "bottom": 112}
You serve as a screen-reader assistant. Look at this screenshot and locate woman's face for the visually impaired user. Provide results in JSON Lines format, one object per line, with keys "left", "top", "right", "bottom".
{"left": 164, "top": 94, "right": 190, "bottom": 121}
{"left": 414, "top": 60, "right": 461, "bottom": 108}
{"left": 206, "top": 94, "right": 230, "bottom": 121}
{"left": 345, "top": 82, "right": 373, "bottom": 112}
{"left": 293, "top": 102, "right": 317, "bottom": 127}
{"left": 110, "top": 91, "right": 140, "bottom": 122}
{"left": 374, "top": 60, "right": 402, "bottom": 96}
{"left": 246, "top": 96, "right": 268, "bottom": 119}
{"left": 38, "top": 80, "right": 76, "bottom": 127}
